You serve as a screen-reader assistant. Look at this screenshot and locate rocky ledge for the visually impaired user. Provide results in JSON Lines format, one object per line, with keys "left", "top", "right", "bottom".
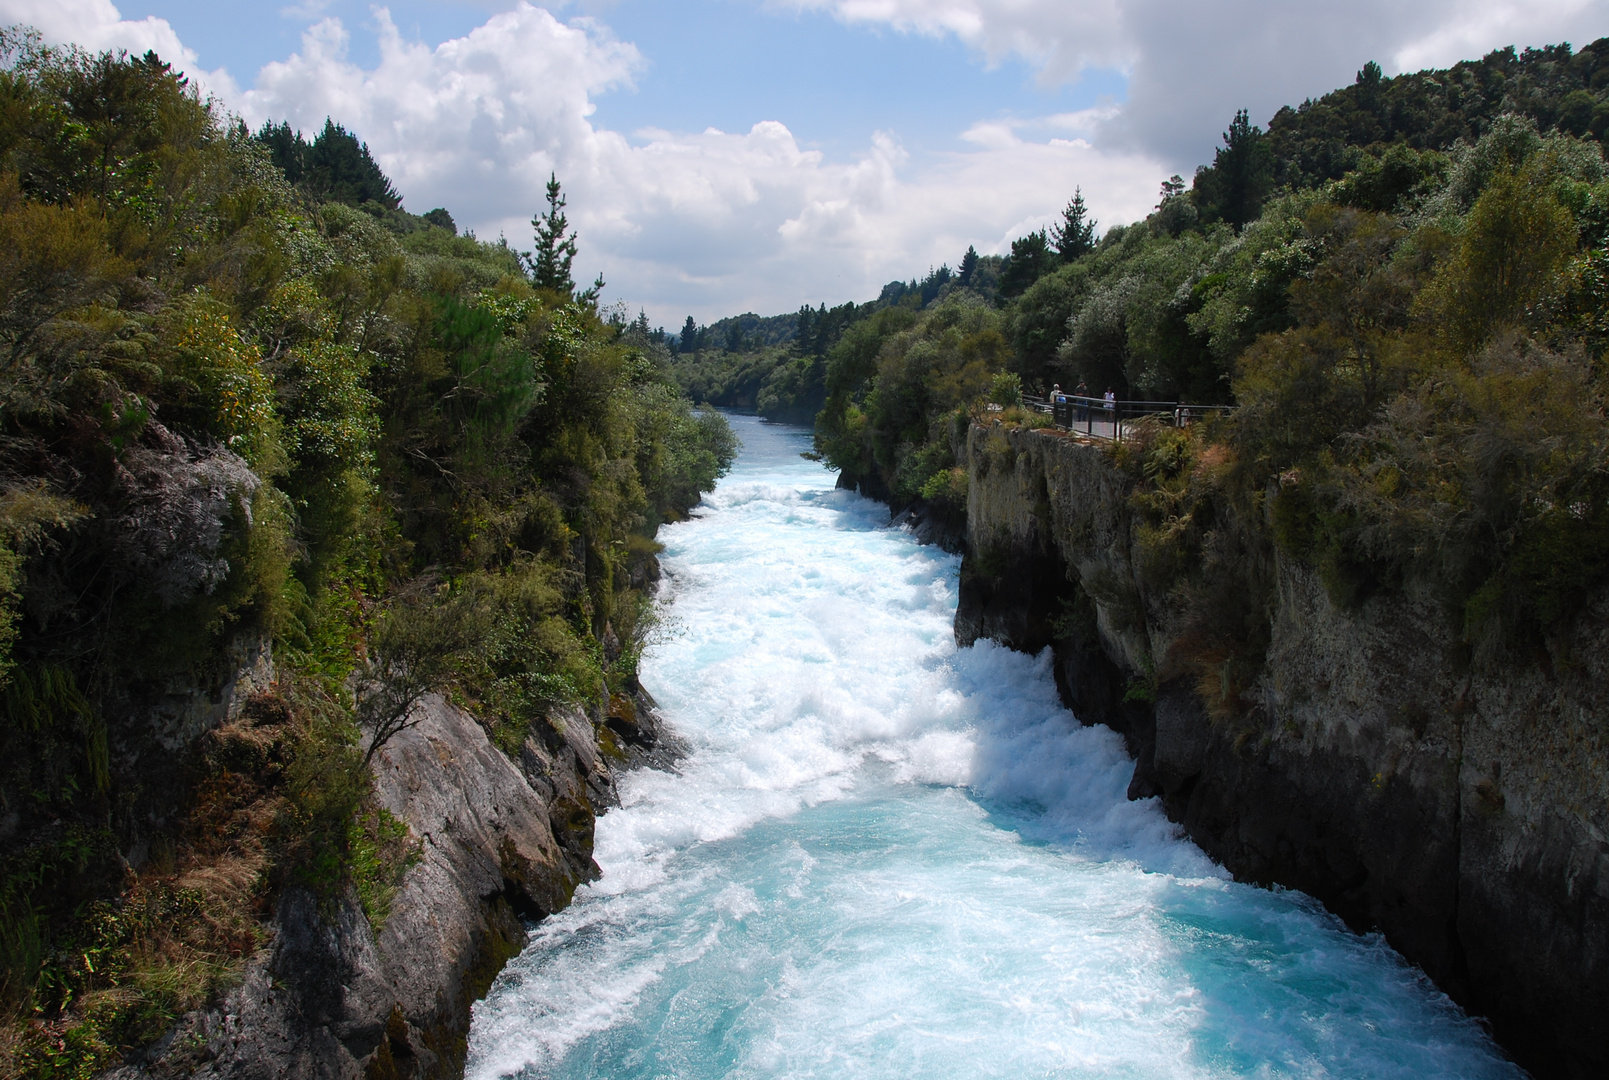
{"left": 106, "top": 688, "right": 672, "bottom": 1079}
{"left": 955, "top": 420, "right": 1609, "bottom": 1080}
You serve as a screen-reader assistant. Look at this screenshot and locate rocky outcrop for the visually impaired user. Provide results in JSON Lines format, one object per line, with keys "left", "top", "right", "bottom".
{"left": 109, "top": 689, "right": 672, "bottom": 1079}
{"left": 957, "top": 420, "right": 1609, "bottom": 1080}
{"left": 838, "top": 468, "right": 966, "bottom": 554}
{"left": 888, "top": 500, "right": 966, "bottom": 553}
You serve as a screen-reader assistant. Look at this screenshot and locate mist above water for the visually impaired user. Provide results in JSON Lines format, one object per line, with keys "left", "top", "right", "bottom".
{"left": 466, "top": 414, "right": 1520, "bottom": 1080}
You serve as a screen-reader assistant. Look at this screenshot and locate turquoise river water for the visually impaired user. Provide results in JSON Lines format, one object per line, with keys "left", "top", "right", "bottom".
{"left": 464, "top": 414, "right": 1523, "bottom": 1080}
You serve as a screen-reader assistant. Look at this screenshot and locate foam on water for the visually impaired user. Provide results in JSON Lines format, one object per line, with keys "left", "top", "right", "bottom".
{"left": 466, "top": 414, "right": 1522, "bottom": 1080}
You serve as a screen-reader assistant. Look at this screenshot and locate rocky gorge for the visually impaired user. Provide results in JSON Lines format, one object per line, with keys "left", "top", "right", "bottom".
{"left": 949, "top": 419, "right": 1609, "bottom": 1080}
{"left": 97, "top": 656, "right": 671, "bottom": 1080}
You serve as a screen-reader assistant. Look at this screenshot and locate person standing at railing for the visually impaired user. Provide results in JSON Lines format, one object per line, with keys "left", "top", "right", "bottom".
{"left": 1050, "top": 383, "right": 1065, "bottom": 427}
{"left": 1075, "top": 380, "right": 1088, "bottom": 422}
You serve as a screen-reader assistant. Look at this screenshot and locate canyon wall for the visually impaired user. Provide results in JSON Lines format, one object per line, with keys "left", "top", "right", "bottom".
{"left": 955, "top": 421, "right": 1609, "bottom": 1080}
{"left": 106, "top": 686, "right": 668, "bottom": 1080}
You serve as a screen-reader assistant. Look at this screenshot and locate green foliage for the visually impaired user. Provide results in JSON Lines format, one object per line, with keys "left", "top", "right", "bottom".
{"left": 1059, "top": 223, "right": 1232, "bottom": 399}
{"left": 348, "top": 804, "right": 417, "bottom": 930}
{"left": 988, "top": 371, "right": 1023, "bottom": 408}
{"left": 671, "top": 345, "right": 821, "bottom": 422}
{"left": 0, "top": 35, "right": 735, "bottom": 1066}
{"left": 919, "top": 466, "right": 968, "bottom": 509}
{"left": 528, "top": 173, "right": 599, "bottom": 302}
{"left": 10, "top": 883, "right": 231, "bottom": 1078}
{"left": 1008, "top": 260, "right": 1089, "bottom": 389}
{"left": 255, "top": 118, "right": 401, "bottom": 210}
{"left": 817, "top": 296, "right": 1005, "bottom": 491}
{"left": 1332, "top": 144, "right": 1448, "bottom": 212}
{"left": 998, "top": 229, "right": 1055, "bottom": 299}
{"left": 1418, "top": 164, "right": 1578, "bottom": 351}
{"left": 1266, "top": 43, "right": 1609, "bottom": 190}
{"left": 1051, "top": 188, "right": 1097, "bottom": 262}
{"left": 160, "top": 291, "right": 282, "bottom": 466}
{"left": 894, "top": 439, "right": 956, "bottom": 502}
{"left": 1193, "top": 109, "right": 1275, "bottom": 230}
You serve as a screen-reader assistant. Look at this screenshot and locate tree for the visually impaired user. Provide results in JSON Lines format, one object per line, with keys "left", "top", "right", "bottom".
{"left": 1423, "top": 165, "right": 1577, "bottom": 352}
{"left": 959, "top": 245, "right": 979, "bottom": 285}
{"left": 795, "top": 304, "right": 815, "bottom": 354}
{"left": 998, "top": 230, "right": 1054, "bottom": 299}
{"left": 1051, "top": 188, "right": 1097, "bottom": 261}
{"left": 1192, "top": 109, "right": 1275, "bottom": 230}
{"left": 529, "top": 173, "right": 580, "bottom": 295}
{"left": 680, "top": 315, "right": 699, "bottom": 353}
{"left": 1152, "top": 174, "right": 1198, "bottom": 235}
{"left": 254, "top": 118, "right": 402, "bottom": 210}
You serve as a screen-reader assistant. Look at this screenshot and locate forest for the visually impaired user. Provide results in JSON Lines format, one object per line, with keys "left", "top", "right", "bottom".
{"left": 0, "top": 29, "right": 734, "bottom": 1073}
{"left": 671, "top": 37, "right": 1609, "bottom": 717}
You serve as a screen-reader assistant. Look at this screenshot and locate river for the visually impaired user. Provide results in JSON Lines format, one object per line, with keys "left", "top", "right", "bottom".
{"left": 465, "top": 414, "right": 1522, "bottom": 1080}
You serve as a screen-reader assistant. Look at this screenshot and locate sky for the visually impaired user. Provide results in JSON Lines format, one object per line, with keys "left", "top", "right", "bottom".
{"left": 3, "top": 1, "right": 1606, "bottom": 326}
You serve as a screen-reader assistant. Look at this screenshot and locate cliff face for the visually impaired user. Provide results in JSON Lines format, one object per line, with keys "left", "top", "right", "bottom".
{"left": 956, "top": 421, "right": 1609, "bottom": 1080}
{"left": 106, "top": 689, "right": 668, "bottom": 1079}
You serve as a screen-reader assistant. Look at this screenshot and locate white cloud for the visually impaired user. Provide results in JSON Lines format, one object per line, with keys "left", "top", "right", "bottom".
{"left": 1393, "top": 0, "right": 1603, "bottom": 72}
{"left": 233, "top": 3, "right": 1166, "bottom": 324}
{"left": 14, "top": 0, "right": 1603, "bottom": 324}
{"left": 241, "top": 6, "right": 642, "bottom": 228}
{"left": 0, "top": 0, "right": 239, "bottom": 99}
{"left": 782, "top": 0, "right": 1134, "bottom": 83}
{"left": 791, "top": 0, "right": 1609, "bottom": 167}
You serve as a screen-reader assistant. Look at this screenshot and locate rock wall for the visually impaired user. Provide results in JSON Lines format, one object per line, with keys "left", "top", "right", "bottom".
{"left": 108, "top": 690, "right": 670, "bottom": 1079}
{"left": 956, "top": 421, "right": 1609, "bottom": 1080}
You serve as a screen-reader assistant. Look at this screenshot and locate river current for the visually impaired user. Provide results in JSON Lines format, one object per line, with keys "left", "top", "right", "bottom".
{"left": 465, "top": 414, "right": 1522, "bottom": 1080}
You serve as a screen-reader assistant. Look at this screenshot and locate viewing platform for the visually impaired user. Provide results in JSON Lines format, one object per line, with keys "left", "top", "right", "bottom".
{"left": 1022, "top": 394, "right": 1234, "bottom": 442}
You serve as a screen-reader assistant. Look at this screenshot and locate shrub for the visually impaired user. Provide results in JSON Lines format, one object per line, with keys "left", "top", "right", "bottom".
{"left": 988, "top": 370, "right": 1023, "bottom": 408}
{"left": 919, "top": 467, "right": 969, "bottom": 509}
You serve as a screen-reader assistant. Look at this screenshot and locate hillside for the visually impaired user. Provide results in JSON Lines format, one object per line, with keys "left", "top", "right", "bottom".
{"left": 0, "top": 30, "right": 733, "bottom": 1073}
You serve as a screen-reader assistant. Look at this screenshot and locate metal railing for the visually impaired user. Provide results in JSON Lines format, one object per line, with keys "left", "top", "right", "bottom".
{"left": 1021, "top": 395, "right": 1234, "bottom": 443}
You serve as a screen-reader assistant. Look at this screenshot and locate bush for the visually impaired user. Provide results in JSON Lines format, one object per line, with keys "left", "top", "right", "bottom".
{"left": 988, "top": 371, "right": 1023, "bottom": 408}
{"left": 919, "top": 467, "right": 968, "bottom": 509}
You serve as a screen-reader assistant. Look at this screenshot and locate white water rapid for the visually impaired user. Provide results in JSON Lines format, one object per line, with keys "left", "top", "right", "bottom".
{"left": 465, "top": 414, "right": 1522, "bottom": 1080}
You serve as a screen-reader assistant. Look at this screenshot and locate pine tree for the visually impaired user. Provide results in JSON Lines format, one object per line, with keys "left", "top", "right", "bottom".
{"left": 254, "top": 118, "right": 401, "bottom": 210}
{"left": 1191, "top": 110, "right": 1274, "bottom": 231}
{"left": 1050, "top": 188, "right": 1097, "bottom": 262}
{"left": 998, "top": 230, "right": 1054, "bottom": 299}
{"left": 958, "top": 245, "right": 979, "bottom": 286}
{"left": 529, "top": 173, "right": 579, "bottom": 295}
{"left": 680, "top": 316, "right": 699, "bottom": 353}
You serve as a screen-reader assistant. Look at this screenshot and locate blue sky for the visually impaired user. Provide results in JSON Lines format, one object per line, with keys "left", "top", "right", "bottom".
{"left": 10, "top": 0, "right": 1609, "bottom": 324}
{"left": 123, "top": 1, "right": 1130, "bottom": 162}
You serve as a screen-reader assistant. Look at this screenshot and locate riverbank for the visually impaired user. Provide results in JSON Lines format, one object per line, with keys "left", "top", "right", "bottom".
{"left": 953, "top": 419, "right": 1609, "bottom": 1080}
{"left": 462, "top": 414, "right": 1520, "bottom": 1080}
